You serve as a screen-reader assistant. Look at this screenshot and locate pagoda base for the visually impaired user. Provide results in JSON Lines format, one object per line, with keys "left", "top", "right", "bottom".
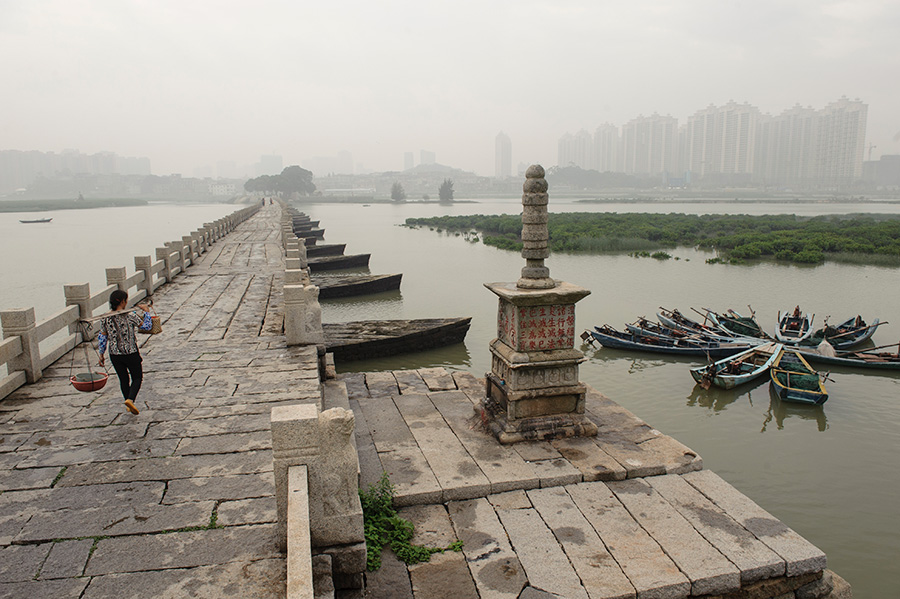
{"left": 477, "top": 372, "right": 598, "bottom": 444}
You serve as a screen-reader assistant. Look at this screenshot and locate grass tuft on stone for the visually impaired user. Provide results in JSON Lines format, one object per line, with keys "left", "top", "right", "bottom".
{"left": 360, "top": 471, "right": 462, "bottom": 571}
{"left": 50, "top": 466, "right": 67, "bottom": 488}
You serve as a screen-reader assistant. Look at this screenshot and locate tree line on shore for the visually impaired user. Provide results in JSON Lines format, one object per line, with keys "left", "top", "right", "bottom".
{"left": 404, "top": 212, "right": 900, "bottom": 266}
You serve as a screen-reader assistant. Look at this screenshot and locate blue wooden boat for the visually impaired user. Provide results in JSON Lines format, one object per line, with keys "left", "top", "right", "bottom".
{"left": 584, "top": 325, "right": 754, "bottom": 358}
{"left": 769, "top": 347, "right": 828, "bottom": 405}
{"left": 636, "top": 315, "right": 760, "bottom": 345}
{"left": 775, "top": 307, "right": 815, "bottom": 344}
{"left": 690, "top": 342, "right": 782, "bottom": 389}
{"left": 797, "top": 342, "right": 900, "bottom": 371}
{"left": 801, "top": 316, "right": 882, "bottom": 350}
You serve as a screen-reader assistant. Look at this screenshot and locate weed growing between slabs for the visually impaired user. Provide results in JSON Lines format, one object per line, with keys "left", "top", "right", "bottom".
{"left": 360, "top": 472, "right": 463, "bottom": 571}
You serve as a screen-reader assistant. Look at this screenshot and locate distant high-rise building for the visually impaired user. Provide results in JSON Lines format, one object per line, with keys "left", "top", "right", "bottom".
{"left": 495, "top": 132, "right": 512, "bottom": 179}
{"left": 620, "top": 114, "right": 678, "bottom": 176}
{"left": 593, "top": 124, "right": 619, "bottom": 172}
{"left": 420, "top": 150, "right": 436, "bottom": 165}
{"left": 557, "top": 130, "right": 593, "bottom": 169}
{"left": 815, "top": 97, "right": 867, "bottom": 186}
{"left": 404, "top": 152, "right": 414, "bottom": 171}
{"left": 685, "top": 101, "right": 759, "bottom": 182}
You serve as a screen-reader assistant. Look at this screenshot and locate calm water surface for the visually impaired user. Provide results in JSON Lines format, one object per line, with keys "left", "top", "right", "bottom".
{"left": 2, "top": 198, "right": 897, "bottom": 597}
{"left": 306, "top": 198, "right": 900, "bottom": 599}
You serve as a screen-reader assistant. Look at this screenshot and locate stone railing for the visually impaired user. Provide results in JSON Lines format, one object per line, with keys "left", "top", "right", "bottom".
{"left": 279, "top": 204, "right": 325, "bottom": 351}
{"left": 273, "top": 403, "right": 365, "bottom": 599}
{"left": 0, "top": 204, "right": 259, "bottom": 400}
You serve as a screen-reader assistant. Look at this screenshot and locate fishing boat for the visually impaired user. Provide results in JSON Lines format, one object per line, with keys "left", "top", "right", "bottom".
{"left": 690, "top": 342, "right": 782, "bottom": 389}
{"left": 657, "top": 307, "right": 740, "bottom": 338}
{"left": 775, "top": 307, "right": 815, "bottom": 344}
{"left": 769, "top": 347, "right": 828, "bottom": 405}
{"left": 295, "top": 228, "right": 326, "bottom": 239}
{"left": 305, "top": 243, "right": 346, "bottom": 258}
{"left": 314, "top": 273, "right": 402, "bottom": 299}
{"left": 584, "top": 325, "right": 754, "bottom": 358}
{"left": 797, "top": 342, "right": 900, "bottom": 371}
{"left": 19, "top": 217, "right": 52, "bottom": 224}
{"left": 307, "top": 253, "right": 370, "bottom": 272}
{"left": 625, "top": 317, "right": 750, "bottom": 345}
{"left": 703, "top": 307, "right": 773, "bottom": 340}
{"left": 323, "top": 317, "right": 471, "bottom": 361}
{"left": 802, "top": 316, "right": 882, "bottom": 350}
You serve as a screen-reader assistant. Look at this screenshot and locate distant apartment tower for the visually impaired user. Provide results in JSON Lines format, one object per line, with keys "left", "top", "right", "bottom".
{"left": 495, "top": 131, "right": 512, "bottom": 179}
{"left": 685, "top": 101, "right": 759, "bottom": 182}
{"left": 756, "top": 105, "right": 818, "bottom": 186}
{"left": 420, "top": 150, "right": 436, "bottom": 165}
{"left": 815, "top": 97, "right": 867, "bottom": 185}
{"left": 557, "top": 129, "right": 593, "bottom": 169}
{"left": 620, "top": 114, "right": 678, "bottom": 176}
{"left": 404, "top": 152, "right": 414, "bottom": 171}
{"left": 593, "top": 124, "right": 620, "bottom": 172}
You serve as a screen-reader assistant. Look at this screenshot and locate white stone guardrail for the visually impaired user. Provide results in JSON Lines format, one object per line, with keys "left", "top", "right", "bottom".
{"left": 0, "top": 203, "right": 260, "bottom": 400}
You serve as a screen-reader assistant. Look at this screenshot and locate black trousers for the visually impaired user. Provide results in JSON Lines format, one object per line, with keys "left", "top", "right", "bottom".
{"left": 110, "top": 352, "right": 143, "bottom": 401}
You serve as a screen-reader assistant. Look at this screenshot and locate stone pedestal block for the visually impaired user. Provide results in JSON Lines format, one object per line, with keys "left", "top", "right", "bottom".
{"left": 64, "top": 283, "right": 93, "bottom": 337}
{"left": 284, "top": 284, "right": 325, "bottom": 346}
{"left": 272, "top": 405, "right": 364, "bottom": 552}
{"left": 0, "top": 308, "right": 42, "bottom": 383}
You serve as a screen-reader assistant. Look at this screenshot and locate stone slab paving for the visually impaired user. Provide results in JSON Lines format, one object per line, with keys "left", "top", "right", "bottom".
{"left": 347, "top": 368, "right": 834, "bottom": 599}
{"left": 0, "top": 205, "right": 316, "bottom": 598}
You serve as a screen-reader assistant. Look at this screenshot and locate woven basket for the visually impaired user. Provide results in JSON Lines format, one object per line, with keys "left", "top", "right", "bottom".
{"left": 139, "top": 309, "right": 162, "bottom": 335}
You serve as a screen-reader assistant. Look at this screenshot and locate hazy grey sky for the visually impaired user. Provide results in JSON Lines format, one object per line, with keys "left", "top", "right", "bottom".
{"left": 2, "top": 0, "right": 898, "bottom": 177}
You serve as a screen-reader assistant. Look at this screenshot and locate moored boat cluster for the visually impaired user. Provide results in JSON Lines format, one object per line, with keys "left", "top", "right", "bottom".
{"left": 582, "top": 305, "right": 899, "bottom": 406}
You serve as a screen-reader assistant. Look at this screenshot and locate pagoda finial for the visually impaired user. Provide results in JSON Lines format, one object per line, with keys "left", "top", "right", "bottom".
{"left": 517, "top": 165, "right": 556, "bottom": 289}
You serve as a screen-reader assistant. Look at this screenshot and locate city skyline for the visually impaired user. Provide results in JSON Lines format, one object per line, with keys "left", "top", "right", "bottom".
{"left": 1, "top": 2, "right": 897, "bottom": 179}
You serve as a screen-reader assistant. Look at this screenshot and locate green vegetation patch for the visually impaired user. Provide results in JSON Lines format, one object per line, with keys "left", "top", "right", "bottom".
{"left": 404, "top": 212, "right": 900, "bottom": 266}
{"left": 360, "top": 472, "right": 462, "bottom": 571}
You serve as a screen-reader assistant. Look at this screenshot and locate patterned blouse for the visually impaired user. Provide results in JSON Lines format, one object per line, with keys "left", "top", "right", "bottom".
{"left": 98, "top": 311, "right": 152, "bottom": 356}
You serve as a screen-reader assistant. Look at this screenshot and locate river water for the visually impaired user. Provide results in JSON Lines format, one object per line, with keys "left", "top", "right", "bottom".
{"left": 304, "top": 197, "right": 899, "bottom": 599}
{"left": 1, "top": 198, "right": 897, "bottom": 596}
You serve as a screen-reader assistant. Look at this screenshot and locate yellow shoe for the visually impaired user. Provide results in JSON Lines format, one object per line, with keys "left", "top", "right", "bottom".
{"left": 124, "top": 400, "right": 140, "bottom": 415}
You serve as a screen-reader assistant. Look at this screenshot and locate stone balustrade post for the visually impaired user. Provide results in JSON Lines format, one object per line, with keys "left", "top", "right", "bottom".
{"left": 106, "top": 267, "right": 128, "bottom": 292}
{"left": 64, "top": 283, "right": 92, "bottom": 337}
{"left": 285, "top": 269, "right": 310, "bottom": 286}
{"left": 284, "top": 284, "right": 324, "bottom": 346}
{"left": 183, "top": 236, "right": 196, "bottom": 262}
{"left": 170, "top": 240, "right": 187, "bottom": 273}
{"left": 1, "top": 308, "right": 42, "bottom": 383}
{"left": 135, "top": 256, "right": 154, "bottom": 298}
{"left": 271, "top": 404, "right": 364, "bottom": 558}
{"left": 155, "top": 247, "right": 172, "bottom": 282}
{"left": 194, "top": 230, "right": 207, "bottom": 253}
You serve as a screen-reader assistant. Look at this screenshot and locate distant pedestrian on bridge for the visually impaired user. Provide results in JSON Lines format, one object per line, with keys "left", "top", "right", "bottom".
{"left": 98, "top": 290, "right": 152, "bottom": 415}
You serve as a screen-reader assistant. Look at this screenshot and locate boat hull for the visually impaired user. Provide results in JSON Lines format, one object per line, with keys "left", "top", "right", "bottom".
{"left": 689, "top": 342, "right": 782, "bottom": 389}
{"left": 588, "top": 327, "right": 753, "bottom": 358}
{"left": 307, "top": 254, "right": 370, "bottom": 272}
{"left": 769, "top": 348, "right": 828, "bottom": 405}
{"left": 324, "top": 317, "right": 471, "bottom": 361}
{"left": 314, "top": 274, "right": 401, "bottom": 299}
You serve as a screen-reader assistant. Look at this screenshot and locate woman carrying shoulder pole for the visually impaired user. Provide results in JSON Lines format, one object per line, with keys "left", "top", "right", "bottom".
{"left": 98, "top": 290, "right": 152, "bottom": 415}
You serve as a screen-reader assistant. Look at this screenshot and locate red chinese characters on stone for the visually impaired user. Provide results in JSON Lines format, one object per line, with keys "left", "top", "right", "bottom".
{"left": 511, "top": 303, "right": 576, "bottom": 350}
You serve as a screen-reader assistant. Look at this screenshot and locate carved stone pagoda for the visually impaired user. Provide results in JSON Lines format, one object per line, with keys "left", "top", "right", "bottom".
{"left": 479, "top": 164, "right": 597, "bottom": 443}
